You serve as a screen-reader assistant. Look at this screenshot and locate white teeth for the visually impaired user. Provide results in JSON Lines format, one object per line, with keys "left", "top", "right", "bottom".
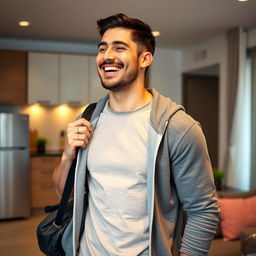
{"left": 104, "top": 66, "right": 120, "bottom": 72}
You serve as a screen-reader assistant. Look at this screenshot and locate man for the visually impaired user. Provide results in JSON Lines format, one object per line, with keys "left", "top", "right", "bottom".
{"left": 53, "top": 13, "right": 219, "bottom": 256}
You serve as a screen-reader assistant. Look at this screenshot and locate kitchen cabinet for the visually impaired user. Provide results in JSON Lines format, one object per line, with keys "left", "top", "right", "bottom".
{"left": 28, "top": 52, "right": 59, "bottom": 104}
{"left": 0, "top": 50, "right": 27, "bottom": 105}
{"left": 28, "top": 52, "right": 106, "bottom": 105}
{"left": 88, "top": 55, "right": 106, "bottom": 102}
{"left": 30, "top": 156, "right": 60, "bottom": 208}
{"left": 59, "top": 54, "right": 89, "bottom": 104}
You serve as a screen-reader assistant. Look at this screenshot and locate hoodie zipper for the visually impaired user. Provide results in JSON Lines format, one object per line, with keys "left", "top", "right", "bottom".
{"left": 149, "top": 120, "right": 169, "bottom": 255}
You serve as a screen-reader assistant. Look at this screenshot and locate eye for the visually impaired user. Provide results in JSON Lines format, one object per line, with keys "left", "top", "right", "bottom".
{"left": 115, "top": 47, "right": 126, "bottom": 52}
{"left": 98, "top": 47, "right": 106, "bottom": 53}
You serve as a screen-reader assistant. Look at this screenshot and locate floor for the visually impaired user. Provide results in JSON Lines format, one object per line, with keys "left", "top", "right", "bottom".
{"left": 0, "top": 215, "right": 45, "bottom": 256}
{"left": 1, "top": 215, "right": 256, "bottom": 256}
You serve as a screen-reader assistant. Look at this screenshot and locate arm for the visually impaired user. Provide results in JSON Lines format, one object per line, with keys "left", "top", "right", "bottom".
{"left": 53, "top": 117, "right": 93, "bottom": 197}
{"left": 170, "top": 120, "right": 219, "bottom": 256}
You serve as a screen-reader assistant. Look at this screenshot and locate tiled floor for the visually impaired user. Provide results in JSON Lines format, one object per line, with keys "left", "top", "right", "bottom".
{"left": 0, "top": 215, "right": 45, "bottom": 256}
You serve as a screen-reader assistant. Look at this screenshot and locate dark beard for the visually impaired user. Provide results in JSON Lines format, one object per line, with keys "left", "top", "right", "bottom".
{"left": 99, "top": 70, "right": 138, "bottom": 91}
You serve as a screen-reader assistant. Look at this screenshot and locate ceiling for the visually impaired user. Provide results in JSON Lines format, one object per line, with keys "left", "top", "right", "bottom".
{"left": 0, "top": 0, "right": 256, "bottom": 49}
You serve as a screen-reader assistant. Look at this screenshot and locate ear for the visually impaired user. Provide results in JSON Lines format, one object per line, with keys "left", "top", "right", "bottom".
{"left": 140, "top": 52, "right": 153, "bottom": 69}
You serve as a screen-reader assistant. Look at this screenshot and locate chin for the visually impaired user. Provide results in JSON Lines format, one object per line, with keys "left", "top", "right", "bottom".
{"left": 100, "top": 72, "right": 137, "bottom": 91}
{"left": 101, "top": 82, "right": 124, "bottom": 91}
{"left": 100, "top": 77, "right": 124, "bottom": 91}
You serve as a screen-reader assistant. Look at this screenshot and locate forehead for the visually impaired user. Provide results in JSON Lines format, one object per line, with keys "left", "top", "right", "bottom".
{"left": 100, "top": 27, "right": 135, "bottom": 45}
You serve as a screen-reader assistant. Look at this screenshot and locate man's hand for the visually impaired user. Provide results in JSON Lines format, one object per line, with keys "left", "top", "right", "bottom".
{"left": 63, "top": 118, "right": 93, "bottom": 161}
{"left": 53, "top": 117, "right": 93, "bottom": 197}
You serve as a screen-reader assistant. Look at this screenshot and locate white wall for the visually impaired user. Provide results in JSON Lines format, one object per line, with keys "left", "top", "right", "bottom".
{"left": 181, "top": 35, "right": 228, "bottom": 171}
{"left": 149, "top": 48, "right": 182, "bottom": 104}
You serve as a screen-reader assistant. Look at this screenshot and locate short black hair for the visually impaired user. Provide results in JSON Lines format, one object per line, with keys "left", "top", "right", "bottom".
{"left": 97, "top": 13, "right": 155, "bottom": 56}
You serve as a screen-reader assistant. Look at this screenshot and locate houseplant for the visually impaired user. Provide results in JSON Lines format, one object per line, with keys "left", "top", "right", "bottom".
{"left": 36, "top": 137, "right": 47, "bottom": 154}
{"left": 213, "top": 167, "right": 225, "bottom": 191}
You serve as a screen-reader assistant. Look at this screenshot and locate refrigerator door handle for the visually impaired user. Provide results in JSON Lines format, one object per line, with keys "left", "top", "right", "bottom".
{"left": 0, "top": 147, "right": 27, "bottom": 150}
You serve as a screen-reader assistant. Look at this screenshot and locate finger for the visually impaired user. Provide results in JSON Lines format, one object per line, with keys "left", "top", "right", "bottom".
{"left": 67, "top": 125, "right": 91, "bottom": 139}
{"left": 75, "top": 126, "right": 80, "bottom": 134}
{"left": 69, "top": 127, "right": 91, "bottom": 143}
{"left": 70, "top": 138, "right": 88, "bottom": 148}
{"left": 73, "top": 132, "right": 91, "bottom": 145}
{"left": 68, "top": 118, "right": 93, "bottom": 132}
{"left": 72, "top": 134, "right": 89, "bottom": 148}
{"left": 76, "top": 133, "right": 84, "bottom": 140}
{"left": 76, "top": 126, "right": 91, "bottom": 137}
{"left": 80, "top": 118, "right": 93, "bottom": 132}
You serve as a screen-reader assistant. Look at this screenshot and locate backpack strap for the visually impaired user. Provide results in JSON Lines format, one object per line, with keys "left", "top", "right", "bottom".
{"left": 54, "top": 102, "right": 97, "bottom": 227}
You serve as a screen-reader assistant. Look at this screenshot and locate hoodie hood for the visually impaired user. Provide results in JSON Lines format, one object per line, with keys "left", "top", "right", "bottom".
{"left": 148, "top": 88, "right": 185, "bottom": 135}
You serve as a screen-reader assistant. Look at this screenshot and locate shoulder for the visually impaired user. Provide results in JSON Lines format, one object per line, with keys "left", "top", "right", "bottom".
{"left": 167, "top": 110, "right": 202, "bottom": 140}
{"left": 166, "top": 110, "right": 208, "bottom": 155}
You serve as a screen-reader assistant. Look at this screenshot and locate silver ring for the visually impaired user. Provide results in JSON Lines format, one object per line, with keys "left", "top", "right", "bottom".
{"left": 77, "top": 127, "right": 79, "bottom": 134}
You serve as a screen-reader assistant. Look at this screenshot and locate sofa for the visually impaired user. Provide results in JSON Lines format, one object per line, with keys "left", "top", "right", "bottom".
{"left": 208, "top": 189, "right": 256, "bottom": 256}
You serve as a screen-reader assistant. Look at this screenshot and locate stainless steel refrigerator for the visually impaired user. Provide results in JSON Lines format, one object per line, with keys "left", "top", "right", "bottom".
{"left": 0, "top": 113, "right": 30, "bottom": 219}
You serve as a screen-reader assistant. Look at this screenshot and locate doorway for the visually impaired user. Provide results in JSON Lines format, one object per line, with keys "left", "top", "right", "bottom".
{"left": 182, "top": 65, "right": 219, "bottom": 168}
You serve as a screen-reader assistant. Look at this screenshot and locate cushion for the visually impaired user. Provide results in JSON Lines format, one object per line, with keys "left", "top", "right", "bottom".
{"left": 218, "top": 196, "right": 256, "bottom": 241}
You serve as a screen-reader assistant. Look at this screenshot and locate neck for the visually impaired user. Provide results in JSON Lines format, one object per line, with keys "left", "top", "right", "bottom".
{"left": 108, "top": 78, "right": 152, "bottom": 112}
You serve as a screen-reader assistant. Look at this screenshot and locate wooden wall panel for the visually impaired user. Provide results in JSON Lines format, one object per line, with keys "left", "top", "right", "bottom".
{"left": 0, "top": 50, "right": 27, "bottom": 105}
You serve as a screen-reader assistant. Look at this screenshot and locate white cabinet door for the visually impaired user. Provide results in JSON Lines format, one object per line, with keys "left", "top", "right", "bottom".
{"left": 28, "top": 52, "right": 59, "bottom": 104}
{"left": 59, "top": 54, "right": 89, "bottom": 105}
{"left": 88, "top": 55, "right": 106, "bottom": 103}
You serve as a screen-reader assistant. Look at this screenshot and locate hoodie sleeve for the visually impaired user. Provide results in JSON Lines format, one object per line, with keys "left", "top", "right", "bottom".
{"left": 169, "top": 115, "right": 219, "bottom": 256}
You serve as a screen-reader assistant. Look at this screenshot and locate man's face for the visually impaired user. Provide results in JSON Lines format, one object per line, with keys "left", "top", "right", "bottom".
{"left": 96, "top": 27, "right": 141, "bottom": 91}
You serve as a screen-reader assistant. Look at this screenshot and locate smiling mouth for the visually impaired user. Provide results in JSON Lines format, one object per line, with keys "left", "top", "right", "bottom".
{"left": 99, "top": 60, "right": 124, "bottom": 73}
{"left": 103, "top": 66, "right": 121, "bottom": 72}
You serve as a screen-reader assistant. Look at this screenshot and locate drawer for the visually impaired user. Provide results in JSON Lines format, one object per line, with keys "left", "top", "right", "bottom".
{"left": 30, "top": 156, "right": 60, "bottom": 184}
{"left": 31, "top": 184, "right": 59, "bottom": 208}
{"left": 31, "top": 156, "right": 60, "bottom": 170}
{"left": 31, "top": 168, "right": 55, "bottom": 185}
{"left": 30, "top": 156, "right": 60, "bottom": 208}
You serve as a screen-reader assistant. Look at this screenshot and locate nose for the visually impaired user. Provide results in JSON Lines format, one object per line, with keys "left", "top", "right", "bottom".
{"left": 103, "top": 48, "right": 114, "bottom": 60}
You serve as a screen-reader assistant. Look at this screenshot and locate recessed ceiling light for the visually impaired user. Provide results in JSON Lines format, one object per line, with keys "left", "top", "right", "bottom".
{"left": 18, "top": 21, "right": 30, "bottom": 27}
{"left": 152, "top": 31, "right": 160, "bottom": 37}
{"left": 238, "top": 0, "right": 248, "bottom": 2}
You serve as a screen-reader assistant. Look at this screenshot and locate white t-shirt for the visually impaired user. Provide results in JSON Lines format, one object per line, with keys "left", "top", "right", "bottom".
{"left": 79, "top": 101, "right": 151, "bottom": 256}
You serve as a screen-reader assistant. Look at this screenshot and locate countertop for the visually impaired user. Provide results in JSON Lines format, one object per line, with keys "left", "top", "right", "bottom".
{"left": 30, "top": 150, "right": 62, "bottom": 157}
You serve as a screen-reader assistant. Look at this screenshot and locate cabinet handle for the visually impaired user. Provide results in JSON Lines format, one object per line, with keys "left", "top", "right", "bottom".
{"left": 68, "top": 100, "right": 81, "bottom": 105}
{"left": 37, "top": 100, "right": 50, "bottom": 104}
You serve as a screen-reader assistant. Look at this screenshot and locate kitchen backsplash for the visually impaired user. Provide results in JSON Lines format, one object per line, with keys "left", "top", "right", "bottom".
{"left": 20, "top": 104, "right": 85, "bottom": 151}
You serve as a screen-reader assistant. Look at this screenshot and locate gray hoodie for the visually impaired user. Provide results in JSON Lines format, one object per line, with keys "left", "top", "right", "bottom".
{"left": 62, "top": 88, "right": 219, "bottom": 256}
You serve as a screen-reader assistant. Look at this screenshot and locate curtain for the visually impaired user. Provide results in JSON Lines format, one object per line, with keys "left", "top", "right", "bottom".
{"left": 225, "top": 28, "right": 251, "bottom": 190}
{"left": 222, "top": 28, "right": 240, "bottom": 175}
{"left": 250, "top": 48, "right": 256, "bottom": 189}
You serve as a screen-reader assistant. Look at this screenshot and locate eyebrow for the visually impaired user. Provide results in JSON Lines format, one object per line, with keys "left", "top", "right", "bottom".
{"left": 98, "top": 41, "right": 130, "bottom": 49}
